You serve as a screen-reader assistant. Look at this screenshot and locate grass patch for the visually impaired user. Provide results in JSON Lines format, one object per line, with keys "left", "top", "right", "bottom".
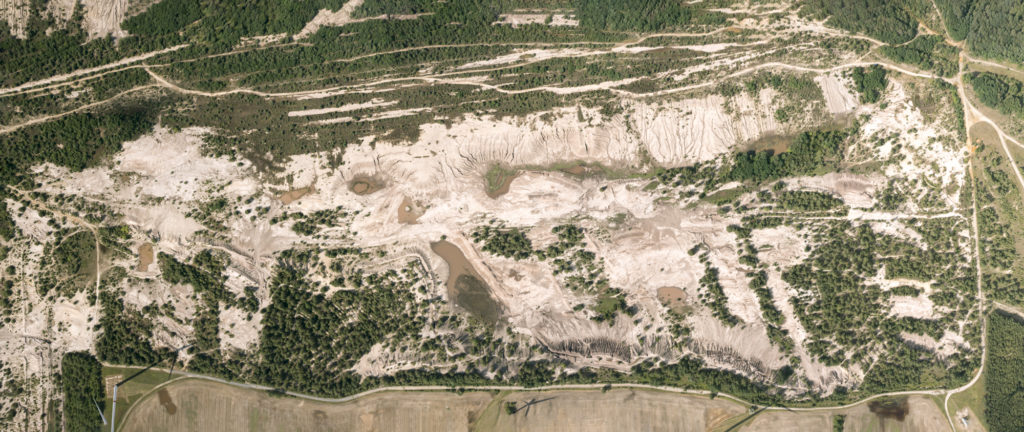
{"left": 484, "top": 164, "right": 519, "bottom": 198}
{"left": 702, "top": 187, "right": 749, "bottom": 205}
{"left": 101, "top": 365, "right": 183, "bottom": 431}
{"left": 949, "top": 370, "right": 987, "bottom": 430}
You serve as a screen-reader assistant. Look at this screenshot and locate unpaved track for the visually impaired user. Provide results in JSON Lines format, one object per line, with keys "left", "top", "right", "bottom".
{"left": 0, "top": 85, "right": 158, "bottom": 135}
{"left": 11, "top": 189, "right": 103, "bottom": 296}
{"left": 0, "top": 44, "right": 187, "bottom": 96}
{"left": 111, "top": 363, "right": 952, "bottom": 416}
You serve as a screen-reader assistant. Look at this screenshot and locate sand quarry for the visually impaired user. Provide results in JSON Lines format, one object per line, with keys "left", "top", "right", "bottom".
{"left": 0, "top": 2, "right": 988, "bottom": 430}
{"left": 0, "top": 60, "right": 956, "bottom": 412}
{"left": 9, "top": 63, "right": 966, "bottom": 400}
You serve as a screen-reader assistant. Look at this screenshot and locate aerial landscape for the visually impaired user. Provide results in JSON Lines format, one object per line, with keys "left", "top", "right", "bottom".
{"left": 2, "top": 0, "right": 1024, "bottom": 431}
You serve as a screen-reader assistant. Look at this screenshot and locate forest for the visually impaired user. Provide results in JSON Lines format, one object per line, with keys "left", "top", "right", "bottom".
{"left": 95, "top": 290, "right": 164, "bottom": 366}
{"left": 782, "top": 219, "right": 970, "bottom": 375}
{"left": 471, "top": 226, "right": 534, "bottom": 260}
{"left": 933, "top": 0, "right": 973, "bottom": 41}
{"left": 966, "top": 72, "right": 1024, "bottom": 118}
{"left": 851, "top": 65, "right": 888, "bottom": 104}
{"left": 986, "top": 311, "right": 1024, "bottom": 432}
{"left": 964, "top": 0, "right": 1024, "bottom": 65}
{"left": 0, "top": 105, "right": 158, "bottom": 187}
{"left": 574, "top": 0, "right": 723, "bottom": 32}
{"left": 879, "top": 36, "right": 958, "bottom": 78}
{"left": 60, "top": 352, "right": 103, "bottom": 432}
{"left": 0, "top": 201, "right": 16, "bottom": 241}
{"left": 800, "top": 0, "right": 921, "bottom": 44}
{"left": 255, "top": 264, "right": 425, "bottom": 396}
{"left": 728, "top": 129, "right": 851, "bottom": 183}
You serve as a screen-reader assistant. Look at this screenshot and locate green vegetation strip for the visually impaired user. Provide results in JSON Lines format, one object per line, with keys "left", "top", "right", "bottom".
{"left": 986, "top": 311, "right": 1024, "bottom": 432}
{"left": 61, "top": 352, "right": 104, "bottom": 432}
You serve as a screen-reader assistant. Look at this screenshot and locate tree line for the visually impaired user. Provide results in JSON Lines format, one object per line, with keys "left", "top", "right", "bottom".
{"left": 60, "top": 352, "right": 104, "bottom": 432}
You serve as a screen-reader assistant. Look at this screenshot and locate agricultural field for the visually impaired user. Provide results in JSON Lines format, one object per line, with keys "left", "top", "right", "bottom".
{"left": 1, "top": 0, "right": 1024, "bottom": 431}
{"left": 120, "top": 377, "right": 955, "bottom": 432}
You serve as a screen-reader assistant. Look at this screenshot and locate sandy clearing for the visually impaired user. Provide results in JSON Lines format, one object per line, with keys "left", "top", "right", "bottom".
{"left": 295, "top": 0, "right": 364, "bottom": 39}
{"left": 631, "top": 90, "right": 780, "bottom": 165}
{"left": 865, "top": 79, "right": 967, "bottom": 194}
{"left": 494, "top": 13, "right": 578, "bottom": 28}
{"left": 311, "top": 107, "right": 429, "bottom": 125}
{"left": 787, "top": 172, "right": 882, "bottom": 208}
{"left": 52, "top": 292, "right": 96, "bottom": 352}
{"left": 456, "top": 48, "right": 593, "bottom": 70}
{"left": 81, "top": 0, "right": 128, "bottom": 39}
{"left": 124, "top": 204, "right": 204, "bottom": 243}
{"left": 287, "top": 99, "right": 397, "bottom": 117}
{"left": 0, "top": 0, "right": 31, "bottom": 38}
{"left": 889, "top": 295, "right": 937, "bottom": 319}
{"left": 218, "top": 306, "right": 260, "bottom": 351}
{"left": 112, "top": 126, "right": 244, "bottom": 201}
{"left": 815, "top": 72, "right": 859, "bottom": 114}
{"left": 137, "top": 242, "right": 154, "bottom": 272}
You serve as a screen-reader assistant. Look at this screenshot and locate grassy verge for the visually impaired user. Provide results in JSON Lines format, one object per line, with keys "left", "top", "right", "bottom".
{"left": 101, "top": 366, "right": 184, "bottom": 431}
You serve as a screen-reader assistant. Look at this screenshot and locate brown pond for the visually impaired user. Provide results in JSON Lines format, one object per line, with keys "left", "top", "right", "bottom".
{"left": 561, "top": 163, "right": 589, "bottom": 176}
{"left": 349, "top": 176, "right": 384, "bottom": 195}
{"left": 137, "top": 243, "right": 154, "bottom": 272}
{"left": 430, "top": 239, "right": 501, "bottom": 325}
{"left": 278, "top": 185, "right": 314, "bottom": 204}
{"left": 656, "top": 286, "right": 688, "bottom": 314}
{"left": 485, "top": 167, "right": 519, "bottom": 199}
{"left": 396, "top": 196, "right": 420, "bottom": 224}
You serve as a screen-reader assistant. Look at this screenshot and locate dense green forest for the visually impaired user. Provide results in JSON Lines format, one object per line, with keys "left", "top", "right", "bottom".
{"left": 851, "top": 65, "right": 888, "bottom": 104}
{"left": 95, "top": 290, "right": 164, "bottom": 365}
{"left": 879, "top": 36, "right": 958, "bottom": 78}
{"left": 728, "top": 129, "right": 851, "bottom": 183}
{"left": 800, "top": 0, "right": 921, "bottom": 44}
{"left": 933, "top": 0, "right": 1024, "bottom": 65}
{"left": 934, "top": 0, "right": 974, "bottom": 40}
{"left": 965, "top": 0, "right": 1024, "bottom": 65}
{"left": 574, "top": 0, "right": 723, "bottom": 32}
{"left": 0, "top": 200, "right": 16, "bottom": 241}
{"left": 966, "top": 71, "right": 1024, "bottom": 117}
{"left": 0, "top": 105, "right": 158, "bottom": 186}
{"left": 60, "top": 352, "right": 103, "bottom": 432}
{"left": 255, "top": 263, "right": 425, "bottom": 395}
{"left": 986, "top": 311, "right": 1024, "bottom": 432}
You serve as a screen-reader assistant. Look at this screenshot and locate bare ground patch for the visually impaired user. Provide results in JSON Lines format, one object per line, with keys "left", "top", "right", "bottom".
{"left": 349, "top": 175, "right": 385, "bottom": 195}
{"left": 136, "top": 242, "right": 153, "bottom": 272}
{"left": 278, "top": 185, "right": 314, "bottom": 205}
